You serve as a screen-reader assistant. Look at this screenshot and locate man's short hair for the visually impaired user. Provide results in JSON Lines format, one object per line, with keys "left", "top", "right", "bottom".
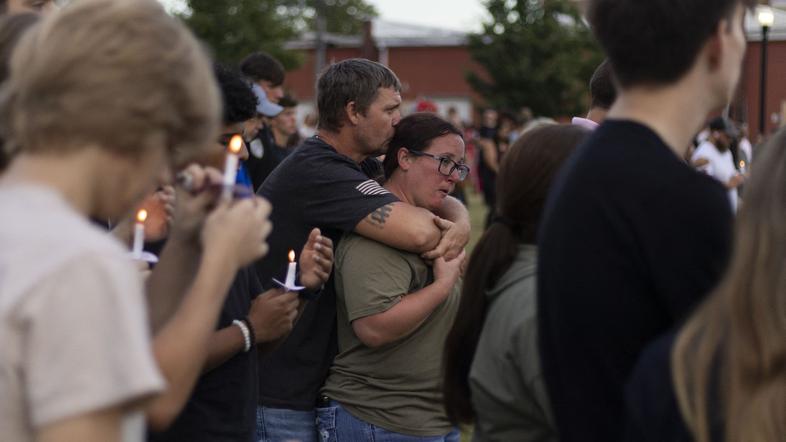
{"left": 316, "top": 58, "right": 401, "bottom": 133}
{"left": 0, "top": 0, "right": 220, "bottom": 166}
{"left": 589, "top": 59, "right": 616, "bottom": 110}
{"left": 278, "top": 95, "right": 298, "bottom": 109}
{"left": 588, "top": 0, "right": 756, "bottom": 88}
{"left": 239, "top": 51, "right": 285, "bottom": 86}
{"left": 214, "top": 63, "right": 257, "bottom": 125}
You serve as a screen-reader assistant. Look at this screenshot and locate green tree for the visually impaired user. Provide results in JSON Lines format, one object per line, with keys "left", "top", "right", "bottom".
{"left": 308, "top": 0, "right": 378, "bottom": 36}
{"left": 181, "top": 0, "right": 377, "bottom": 67}
{"left": 468, "top": 0, "right": 603, "bottom": 118}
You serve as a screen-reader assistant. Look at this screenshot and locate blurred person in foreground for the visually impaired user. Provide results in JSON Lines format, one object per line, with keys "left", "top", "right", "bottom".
{"left": 0, "top": 0, "right": 271, "bottom": 440}
{"left": 537, "top": 0, "right": 752, "bottom": 440}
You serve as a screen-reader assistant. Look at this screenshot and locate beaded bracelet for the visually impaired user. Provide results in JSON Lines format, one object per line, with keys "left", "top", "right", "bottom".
{"left": 232, "top": 319, "right": 251, "bottom": 352}
{"left": 241, "top": 317, "right": 256, "bottom": 347}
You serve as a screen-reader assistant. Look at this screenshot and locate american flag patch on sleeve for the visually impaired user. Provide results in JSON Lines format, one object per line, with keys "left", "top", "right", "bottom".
{"left": 356, "top": 179, "right": 390, "bottom": 196}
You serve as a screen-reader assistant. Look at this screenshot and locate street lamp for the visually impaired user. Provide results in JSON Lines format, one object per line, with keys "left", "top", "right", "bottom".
{"left": 758, "top": 5, "right": 774, "bottom": 139}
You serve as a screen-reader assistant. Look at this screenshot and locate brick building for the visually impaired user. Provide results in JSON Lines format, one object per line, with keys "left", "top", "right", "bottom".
{"left": 740, "top": 6, "right": 786, "bottom": 140}
{"left": 283, "top": 19, "right": 485, "bottom": 124}
{"left": 282, "top": 7, "right": 786, "bottom": 139}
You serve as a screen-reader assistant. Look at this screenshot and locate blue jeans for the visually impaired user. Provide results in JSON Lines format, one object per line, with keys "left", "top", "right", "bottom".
{"left": 256, "top": 406, "right": 319, "bottom": 442}
{"left": 316, "top": 401, "right": 460, "bottom": 442}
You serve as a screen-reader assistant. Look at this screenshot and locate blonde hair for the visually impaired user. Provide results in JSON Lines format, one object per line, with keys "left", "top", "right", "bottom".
{"left": 1, "top": 0, "right": 220, "bottom": 166}
{"left": 673, "top": 128, "right": 786, "bottom": 442}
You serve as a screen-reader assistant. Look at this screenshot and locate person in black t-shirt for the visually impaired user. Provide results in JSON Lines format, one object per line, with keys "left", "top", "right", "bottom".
{"left": 254, "top": 59, "right": 470, "bottom": 442}
{"left": 149, "top": 64, "right": 334, "bottom": 442}
{"left": 537, "top": 1, "right": 754, "bottom": 440}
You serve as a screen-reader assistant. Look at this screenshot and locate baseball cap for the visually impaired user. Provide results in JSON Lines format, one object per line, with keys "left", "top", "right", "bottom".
{"left": 252, "top": 83, "right": 283, "bottom": 117}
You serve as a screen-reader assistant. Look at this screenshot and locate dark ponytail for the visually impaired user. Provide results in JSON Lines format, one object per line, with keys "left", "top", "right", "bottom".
{"left": 442, "top": 124, "right": 590, "bottom": 424}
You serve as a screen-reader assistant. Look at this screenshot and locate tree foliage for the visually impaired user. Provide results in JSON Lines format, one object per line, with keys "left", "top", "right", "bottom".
{"left": 181, "top": 0, "right": 377, "bottom": 67}
{"left": 468, "top": 0, "right": 603, "bottom": 117}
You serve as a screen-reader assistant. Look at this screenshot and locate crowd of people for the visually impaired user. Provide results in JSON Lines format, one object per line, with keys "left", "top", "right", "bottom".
{"left": 0, "top": 0, "right": 784, "bottom": 442}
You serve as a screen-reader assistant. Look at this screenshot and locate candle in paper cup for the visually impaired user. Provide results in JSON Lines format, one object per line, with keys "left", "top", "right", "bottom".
{"left": 132, "top": 209, "right": 147, "bottom": 259}
{"left": 285, "top": 250, "right": 297, "bottom": 288}
{"left": 222, "top": 135, "right": 243, "bottom": 199}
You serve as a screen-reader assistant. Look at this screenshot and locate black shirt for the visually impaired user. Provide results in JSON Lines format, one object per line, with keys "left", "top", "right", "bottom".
{"left": 255, "top": 136, "right": 398, "bottom": 410}
{"left": 625, "top": 332, "right": 724, "bottom": 442}
{"left": 245, "top": 125, "right": 292, "bottom": 193}
{"left": 537, "top": 120, "right": 733, "bottom": 441}
{"left": 625, "top": 332, "right": 691, "bottom": 442}
{"left": 149, "top": 266, "right": 263, "bottom": 442}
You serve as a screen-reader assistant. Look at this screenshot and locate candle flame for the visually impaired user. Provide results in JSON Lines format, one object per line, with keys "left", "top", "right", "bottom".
{"left": 136, "top": 209, "right": 148, "bottom": 223}
{"left": 228, "top": 135, "right": 243, "bottom": 154}
{"left": 739, "top": 160, "right": 746, "bottom": 168}
{"left": 288, "top": 250, "right": 295, "bottom": 263}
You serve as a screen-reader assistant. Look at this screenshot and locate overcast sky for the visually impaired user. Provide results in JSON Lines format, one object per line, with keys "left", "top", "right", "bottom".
{"left": 160, "top": 0, "right": 488, "bottom": 32}
{"left": 366, "top": 0, "right": 487, "bottom": 32}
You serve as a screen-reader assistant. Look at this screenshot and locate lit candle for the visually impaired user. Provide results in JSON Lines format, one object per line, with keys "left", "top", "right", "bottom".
{"left": 739, "top": 160, "right": 747, "bottom": 174}
{"left": 222, "top": 135, "right": 243, "bottom": 200}
{"left": 132, "top": 209, "right": 147, "bottom": 260}
{"left": 285, "top": 250, "right": 297, "bottom": 287}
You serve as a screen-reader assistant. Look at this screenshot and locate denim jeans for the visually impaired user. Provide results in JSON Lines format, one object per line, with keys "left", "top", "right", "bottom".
{"left": 256, "top": 405, "right": 319, "bottom": 442}
{"left": 316, "top": 401, "right": 460, "bottom": 442}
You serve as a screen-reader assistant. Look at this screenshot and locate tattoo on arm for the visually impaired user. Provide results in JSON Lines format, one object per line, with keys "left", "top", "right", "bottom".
{"left": 367, "top": 204, "right": 393, "bottom": 229}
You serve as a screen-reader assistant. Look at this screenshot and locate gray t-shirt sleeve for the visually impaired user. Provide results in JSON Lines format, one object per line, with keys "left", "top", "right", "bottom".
{"left": 21, "top": 253, "right": 164, "bottom": 428}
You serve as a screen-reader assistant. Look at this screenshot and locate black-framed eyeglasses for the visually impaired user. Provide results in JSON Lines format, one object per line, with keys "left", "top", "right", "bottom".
{"left": 407, "top": 150, "right": 470, "bottom": 181}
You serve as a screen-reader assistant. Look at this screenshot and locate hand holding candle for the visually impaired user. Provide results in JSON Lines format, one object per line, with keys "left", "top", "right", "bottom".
{"left": 273, "top": 249, "right": 305, "bottom": 291}
{"left": 222, "top": 135, "right": 243, "bottom": 200}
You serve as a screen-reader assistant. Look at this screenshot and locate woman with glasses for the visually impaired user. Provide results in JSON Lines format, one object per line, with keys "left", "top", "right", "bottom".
{"left": 317, "top": 113, "right": 468, "bottom": 441}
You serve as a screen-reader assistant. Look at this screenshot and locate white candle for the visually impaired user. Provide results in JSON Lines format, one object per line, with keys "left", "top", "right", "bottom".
{"left": 132, "top": 209, "right": 147, "bottom": 259}
{"left": 222, "top": 135, "right": 243, "bottom": 200}
{"left": 285, "top": 250, "right": 297, "bottom": 287}
{"left": 739, "top": 160, "right": 747, "bottom": 174}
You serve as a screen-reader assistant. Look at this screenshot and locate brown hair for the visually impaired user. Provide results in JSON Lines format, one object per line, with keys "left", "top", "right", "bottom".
{"left": 0, "top": 0, "right": 220, "bottom": 167}
{"left": 673, "top": 127, "right": 786, "bottom": 442}
{"left": 383, "top": 112, "right": 463, "bottom": 179}
{"left": 316, "top": 58, "right": 401, "bottom": 133}
{"left": 442, "top": 124, "right": 590, "bottom": 424}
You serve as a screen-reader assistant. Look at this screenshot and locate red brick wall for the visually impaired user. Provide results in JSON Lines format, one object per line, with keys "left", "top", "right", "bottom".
{"left": 387, "top": 46, "right": 483, "bottom": 100}
{"left": 285, "top": 47, "right": 363, "bottom": 101}
{"left": 738, "top": 40, "right": 786, "bottom": 140}
{"left": 284, "top": 45, "right": 485, "bottom": 103}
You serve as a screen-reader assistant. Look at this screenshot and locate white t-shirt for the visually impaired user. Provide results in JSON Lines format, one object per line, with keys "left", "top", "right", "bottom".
{"left": 738, "top": 137, "right": 753, "bottom": 165}
{"left": 0, "top": 184, "right": 164, "bottom": 441}
{"left": 691, "top": 141, "right": 738, "bottom": 212}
